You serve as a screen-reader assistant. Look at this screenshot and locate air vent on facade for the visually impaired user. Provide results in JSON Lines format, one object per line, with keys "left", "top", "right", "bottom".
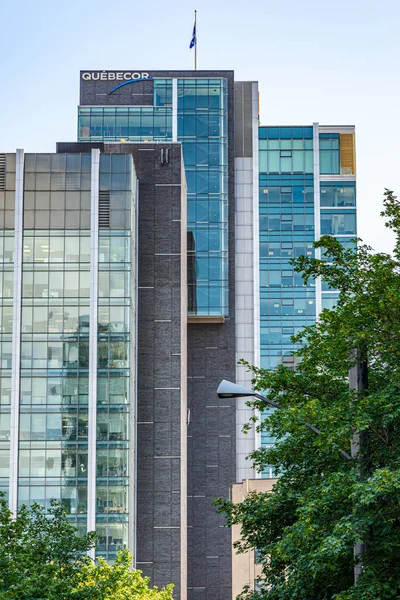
{"left": 160, "top": 148, "right": 169, "bottom": 165}
{"left": 99, "top": 191, "right": 110, "bottom": 228}
{"left": 0, "top": 155, "right": 6, "bottom": 190}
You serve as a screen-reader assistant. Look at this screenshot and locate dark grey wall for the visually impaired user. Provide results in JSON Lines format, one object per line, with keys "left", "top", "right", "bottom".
{"left": 186, "top": 70, "right": 236, "bottom": 600}
{"left": 111, "top": 143, "right": 185, "bottom": 599}
{"left": 234, "top": 82, "right": 255, "bottom": 158}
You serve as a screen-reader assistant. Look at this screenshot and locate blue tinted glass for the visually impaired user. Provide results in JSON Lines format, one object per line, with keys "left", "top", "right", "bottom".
{"left": 320, "top": 210, "right": 356, "bottom": 235}
{"left": 78, "top": 107, "right": 172, "bottom": 143}
{"left": 320, "top": 151, "right": 331, "bottom": 174}
{"left": 258, "top": 126, "right": 326, "bottom": 465}
{"left": 304, "top": 127, "right": 313, "bottom": 138}
{"left": 177, "top": 78, "right": 228, "bottom": 315}
{"left": 267, "top": 127, "right": 279, "bottom": 139}
{"left": 292, "top": 127, "right": 304, "bottom": 138}
{"left": 279, "top": 128, "right": 292, "bottom": 139}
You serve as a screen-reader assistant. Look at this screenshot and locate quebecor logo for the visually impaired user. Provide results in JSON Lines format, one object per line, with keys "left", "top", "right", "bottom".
{"left": 81, "top": 72, "right": 150, "bottom": 81}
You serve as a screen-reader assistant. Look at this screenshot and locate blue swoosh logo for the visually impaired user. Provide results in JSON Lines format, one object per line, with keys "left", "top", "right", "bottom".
{"left": 108, "top": 77, "right": 153, "bottom": 95}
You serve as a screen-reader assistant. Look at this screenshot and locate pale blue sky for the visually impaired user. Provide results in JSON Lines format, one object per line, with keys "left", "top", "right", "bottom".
{"left": 1, "top": 0, "right": 399, "bottom": 252}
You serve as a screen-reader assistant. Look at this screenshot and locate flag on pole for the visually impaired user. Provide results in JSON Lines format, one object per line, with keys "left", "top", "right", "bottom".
{"left": 190, "top": 11, "right": 197, "bottom": 70}
{"left": 189, "top": 22, "right": 196, "bottom": 48}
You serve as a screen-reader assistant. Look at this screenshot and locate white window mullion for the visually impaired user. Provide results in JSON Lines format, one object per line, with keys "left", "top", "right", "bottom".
{"left": 172, "top": 79, "right": 178, "bottom": 142}
{"left": 87, "top": 148, "right": 100, "bottom": 556}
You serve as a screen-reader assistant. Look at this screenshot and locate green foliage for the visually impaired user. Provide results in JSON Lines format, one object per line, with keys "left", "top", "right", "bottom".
{"left": 72, "top": 551, "right": 174, "bottom": 600}
{"left": 0, "top": 499, "right": 173, "bottom": 600}
{"left": 215, "top": 190, "right": 400, "bottom": 599}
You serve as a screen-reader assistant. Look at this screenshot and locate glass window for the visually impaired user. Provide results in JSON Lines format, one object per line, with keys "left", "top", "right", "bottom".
{"left": 320, "top": 184, "right": 356, "bottom": 207}
{"left": 31, "top": 415, "right": 46, "bottom": 441}
{"left": 0, "top": 413, "right": 10, "bottom": 439}
{"left": 34, "top": 237, "right": 50, "bottom": 262}
{"left": 65, "top": 271, "right": 79, "bottom": 297}
{"left": 321, "top": 211, "right": 356, "bottom": 235}
{"left": 33, "top": 271, "right": 48, "bottom": 297}
{"left": 32, "top": 307, "right": 48, "bottom": 333}
{"left": 110, "top": 272, "right": 125, "bottom": 297}
{"left": 0, "top": 455, "right": 10, "bottom": 479}
{"left": 49, "top": 237, "right": 64, "bottom": 262}
{"left": 49, "top": 271, "right": 63, "bottom": 297}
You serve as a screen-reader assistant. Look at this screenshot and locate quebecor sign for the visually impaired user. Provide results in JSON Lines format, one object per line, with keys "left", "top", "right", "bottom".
{"left": 82, "top": 72, "right": 150, "bottom": 81}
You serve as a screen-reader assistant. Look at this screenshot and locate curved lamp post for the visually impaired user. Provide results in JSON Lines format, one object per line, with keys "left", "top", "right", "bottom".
{"left": 216, "top": 379, "right": 351, "bottom": 461}
{"left": 217, "top": 379, "right": 366, "bottom": 583}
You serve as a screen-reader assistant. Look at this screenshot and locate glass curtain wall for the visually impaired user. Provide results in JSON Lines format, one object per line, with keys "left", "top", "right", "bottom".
{"left": 19, "top": 154, "right": 91, "bottom": 534}
{"left": 177, "top": 78, "right": 229, "bottom": 315}
{"left": 96, "top": 153, "right": 132, "bottom": 561}
{"left": 13, "top": 153, "right": 133, "bottom": 555}
{"left": 258, "top": 128, "right": 357, "bottom": 476}
{"left": 320, "top": 181, "right": 357, "bottom": 309}
{"left": 259, "top": 127, "right": 316, "bottom": 371}
{"left": 78, "top": 76, "right": 229, "bottom": 316}
{"left": 259, "top": 127, "right": 316, "bottom": 477}
{"left": 78, "top": 107, "right": 172, "bottom": 142}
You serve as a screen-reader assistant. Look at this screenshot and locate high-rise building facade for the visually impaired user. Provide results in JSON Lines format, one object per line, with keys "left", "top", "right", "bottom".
{"left": 258, "top": 124, "right": 357, "bottom": 475}
{"left": 0, "top": 68, "right": 357, "bottom": 600}
{"left": 76, "top": 70, "right": 239, "bottom": 600}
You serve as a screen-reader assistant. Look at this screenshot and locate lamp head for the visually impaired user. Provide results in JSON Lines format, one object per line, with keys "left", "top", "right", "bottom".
{"left": 217, "top": 380, "right": 255, "bottom": 399}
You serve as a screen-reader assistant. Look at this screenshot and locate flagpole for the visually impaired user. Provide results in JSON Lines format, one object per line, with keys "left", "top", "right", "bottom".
{"left": 194, "top": 10, "right": 197, "bottom": 71}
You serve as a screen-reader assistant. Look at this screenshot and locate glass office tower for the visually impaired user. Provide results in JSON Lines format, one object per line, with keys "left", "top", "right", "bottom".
{"left": 0, "top": 150, "right": 135, "bottom": 560}
{"left": 78, "top": 75, "right": 229, "bottom": 316}
{"left": 258, "top": 124, "right": 356, "bottom": 476}
{"left": 77, "top": 69, "right": 237, "bottom": 600}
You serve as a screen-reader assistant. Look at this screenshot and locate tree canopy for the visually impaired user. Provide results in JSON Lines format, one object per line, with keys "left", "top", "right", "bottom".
{"left": 0, "top": 498, "right": 173, "bottom": 600}
{"left": 216, "top": 190, "right": 400, "bottom": 599}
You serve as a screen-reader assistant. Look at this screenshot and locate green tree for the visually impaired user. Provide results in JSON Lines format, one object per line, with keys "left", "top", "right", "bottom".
{"left": 216, "top": 191, "right": 400, "bottom": 599}
{"left": 0, "top": 498, "right": 173, "bottom": 600}
{"left": 72, "top": 551, "right": 174, "bottom": 600}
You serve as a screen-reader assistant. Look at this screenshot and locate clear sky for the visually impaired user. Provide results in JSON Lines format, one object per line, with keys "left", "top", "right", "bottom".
{"left": 1, "top": 0, "right": 399, "bottom": 253}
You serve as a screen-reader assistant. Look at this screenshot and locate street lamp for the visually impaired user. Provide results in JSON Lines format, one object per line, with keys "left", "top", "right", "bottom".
{"left": 217, "top": 379, "right": 367, "bottom": 584}
{"left": 217, "top": 379, "right": 351, "bottom": 459}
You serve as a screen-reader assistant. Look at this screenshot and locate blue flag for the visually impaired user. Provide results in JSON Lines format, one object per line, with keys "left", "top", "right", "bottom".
{"left": 190, "top": 23, "right": 196, "bottom": 49}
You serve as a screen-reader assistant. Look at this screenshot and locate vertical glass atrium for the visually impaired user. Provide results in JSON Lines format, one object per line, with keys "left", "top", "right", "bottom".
{"left": 78, "top": 77, "right": 229, "bottom": 316}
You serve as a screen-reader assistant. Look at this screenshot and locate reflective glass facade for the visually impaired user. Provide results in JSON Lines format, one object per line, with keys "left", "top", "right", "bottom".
{"left": 1, "top": 152, "right": 134, "bottom": 558}
{"left": 78, "top": 107, "right": 172, "bottom": 142}
{"left": 258, "top": 125, "right": 357, "bottom": 478}
{"left": 78, "top": 77, "right": 229, "bottom": 315}
{"left": 18, "top": 153, "right": 92, "bottom": 533}
{"left": 96, "top": 153, "right": 132, "bottom": 560}
{"left": 259, "top": 127, "right": 316, "bottom": 373}
{"left": 178, "top": 78, "right": 228, "bottom": 315}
